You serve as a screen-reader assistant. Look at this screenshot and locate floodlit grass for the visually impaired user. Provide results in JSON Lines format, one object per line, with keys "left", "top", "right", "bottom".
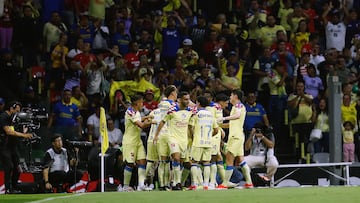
{"left": 1, "top": 186, "right": 359, "bottom": 203}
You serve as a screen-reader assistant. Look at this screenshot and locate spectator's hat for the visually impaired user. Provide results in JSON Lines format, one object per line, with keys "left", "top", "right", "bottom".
{"left": 0, "top": 97, "right": 5, "bottom": 105}
{"left": 183, "top": 39, "right": 193, "bottom": 46}
{"left": 145, "top": 89, "right": 154, "bottom": 95}
{"left": 330, "top": 9, "right": 341, "bottom": 17}
{"left": 25, "top": 86, "right": 34, "bottom": 93}
{"left": 228, "top": 50, "right": 237, "bottom": 57}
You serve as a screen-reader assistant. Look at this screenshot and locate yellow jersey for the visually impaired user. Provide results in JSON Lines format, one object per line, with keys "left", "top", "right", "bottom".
{"left": 191, "top": 108, "right": 218, "bottom": 148}
{"left": 122, "top": 107, "right": 142, "bottom": 145}
{"left": 229, "top": 102, "right": 246, "bottom": 139}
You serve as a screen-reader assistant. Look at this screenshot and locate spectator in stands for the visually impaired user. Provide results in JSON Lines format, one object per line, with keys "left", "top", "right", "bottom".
{"left": 0, "top": 0, "right": 14, "bottom": 49}
{"left": 271, "top": 39, "right": 296, "bottom": 80}
{"left": 246, "top": 0, "right": 267, "bottom": 60}
{"left": 277, "top": 0, "right": 293, "bottom": 37}
{"left": 270, "top": 30, "right": 294, "bottom": 54}
{"left": 67, "top": 38, "right": 84, "bottom": 59}
{"left": 105, "top": 117, "right": 123, "bottom": 149}
{"left": 92, "top": 17, "right": 110, "bottom": 50}
{"left": 342, "top": 121, "right": 356, "bottom": 162}
{"left": 288, "top": 80, "right": 313, "bottom": 163}
{"left": 290, "top": 20, "right": 310, "bottom": 58}
{"left": 138, "top": 29, "right": 154, "bottom": 56}
{"left": 70, "top": 14, "right": 94, "bottom": 46}
{"left": 13, "top": 5, "right": 41, "bottom": 70}
{"left": 252, "top": 46, "right": 275, "bottom": 111}
{"left": 267, "top": 61, "right": 287, "bottom": 136}
{"left": 124, "top": 41, "right": 141, "bottom": 73}
{"left": 217, "top": 63, "right": 241, "bottom": 90}
{"left": 321, "top": 1, "right": 347, "bottom": 52}
{"left": 311, "top": 97, "right": 329, "bottom": 153}
{"left": 143, "top": 89, "right": 158, "bottom": 112}
{"left": 287, "top": 2, "right": 308, "bottom": 35}
{"left": 111, "top": 20, "right": 131, "bottom": 55}
{"left": 293, "top": 52, "right": 311, "bottom": 90}
{"left": 345, "top": 9, "right": 360, "bottom": 49}
{"left": 177, "top": 38, "right": 199, "bottom": 69}
{"left": 43, "top": 134, "right": 80, "bottom": 193}
{"left": 87, "top": 105, "right": 101, "bottom": 142}
{"left": 341, "top": 93, "right": 357, "bottom": 128}
{"left": 244, "top": 121, "right": 278, "bottom": 182}
{"left": 47, "top": 89, "right": 83, "bottom": 141}
{"left": 309, "top": 43, "right": 326, "bottom": 72}
{"left": 303, "top": 63, "right": 324, "bottom": 105}
{"left": 70, "top": 85, "right": 89, "bottom": 119}
{"left": 156, "top": 12, "right": 186, "bottom": 70}
{"left": 188, "top": 13, "right": 209, "bottom": 57}
{"left": 49, "top": 33, "right": 68, "bottom": 90}
{"left": 258, "top": 15, "right": 286, "bottom": 48}
{"left": 43, "top": 11, "right": 68, "bottom": 55}
{"left": 244, "top": 92, "right": 270, "bottom": 136}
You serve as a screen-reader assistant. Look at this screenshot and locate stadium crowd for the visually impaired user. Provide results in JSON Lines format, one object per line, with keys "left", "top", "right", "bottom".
{"left": 1, "top": 0, "right": 360, "bottom": 193}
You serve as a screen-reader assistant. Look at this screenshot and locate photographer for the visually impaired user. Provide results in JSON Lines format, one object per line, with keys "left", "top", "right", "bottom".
{"left": 43, "top": 134, "right": 80, "bottom": 193}
{"left": 244, "top": 121, "right": 278, "bottom": 183}
{"left": 0, "top": 101, "right": 33, "bottom": 194}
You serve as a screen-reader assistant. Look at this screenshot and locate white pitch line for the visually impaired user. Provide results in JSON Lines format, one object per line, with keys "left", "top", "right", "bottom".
{"left": 28, "top": 193, "right": 89, "bottom": 203}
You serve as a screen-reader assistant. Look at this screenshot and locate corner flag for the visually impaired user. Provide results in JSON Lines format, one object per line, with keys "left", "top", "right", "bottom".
{"left": 99, "top": 107, "right": 109, "bottom": 155}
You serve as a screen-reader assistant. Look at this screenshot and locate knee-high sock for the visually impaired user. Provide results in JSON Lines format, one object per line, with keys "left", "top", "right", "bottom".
{"left": 123, "top": 165, "right": 133, "bottom": 186}
{"left": 196, "top": 165, "right": 203, "bottom": 184}
{"left": 138, "top": 165, "right": 146, "bottom": 187}
{"left": 181, "top": 167, "right": 190, "bottom": 185}
{"left": 217, "top": 161, "right": 225, "bottom": 182}
{"left": 146, "top": 161, "right": 154, "bottom": 178}
{"left": 203, "top": 164, "right": 211, "bottom": 187}
{"left": 158, "top": 161, "right": 165, "bottom": 187}
{"left": 190, "top": 164, "right": 199, "bottom": 186}
{"left": 210, "top": 162, "right": 217, "bottom": 185}
{"left": 224, "top": 166, "right": 234, "bottom": 185}
{"left": 173, "top": 161, "right": 181, "bottom": 185}
{"left": 164, "top": 161, "right": 171, "bottom": 186}
{"left": 239, "top": 161, "right": 252, "bottom": 184}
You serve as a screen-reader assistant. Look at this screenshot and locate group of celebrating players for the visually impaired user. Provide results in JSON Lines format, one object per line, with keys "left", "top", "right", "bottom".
{"left": 119, "top": 85, "right": 254, "bottom": 191}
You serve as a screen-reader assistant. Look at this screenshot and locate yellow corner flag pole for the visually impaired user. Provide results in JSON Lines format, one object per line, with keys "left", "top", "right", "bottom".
{"left": 100, "top": 107, "right": 109, "bottom": 192}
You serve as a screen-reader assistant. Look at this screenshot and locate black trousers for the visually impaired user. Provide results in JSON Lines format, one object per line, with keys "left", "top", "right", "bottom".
{"left": 0, "top": 144, "right": 20, "bottom": 191}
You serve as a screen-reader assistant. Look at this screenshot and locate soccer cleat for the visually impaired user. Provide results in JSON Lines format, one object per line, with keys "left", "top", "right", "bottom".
{"left": 203, "top": 186, "right": 208, "bottom": 190}
{"left": 117, "top": 185, "right": 123, "bottom": 192}
{"left": 122, "top": 186, "right": 135, "bottom": 192}
{"left": 188, "top": 185, "right": 197, "bottom": 190}
{"left": 225, "top": 181, "right": 240, "bottom": 188}
{"left": 208, "top": 183, "right": 216, "bottom": 190}
{"left": 244, "top": 183, "right": 254, "bottom": 189}
{"left": 216, "top": 184, "right": 228, "bottom": 190}
{"left": 158, "top": 186, "right": 171, "bottom": 191}
{"left": 172, "top": 183, "right": 182, "bottom": 191}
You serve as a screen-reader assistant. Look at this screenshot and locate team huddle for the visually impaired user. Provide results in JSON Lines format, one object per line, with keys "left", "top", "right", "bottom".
{"left": 120, "top": 85, "right": 253, "bottom": 191}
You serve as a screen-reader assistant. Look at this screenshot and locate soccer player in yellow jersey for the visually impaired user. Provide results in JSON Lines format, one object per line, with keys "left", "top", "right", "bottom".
{"left": 153, "top": 85, "right": 177, "bottom": 190}
{"left": 204, "top": 92, "right": 229, "bottom": 189}
{"left": 217, "top": 89, "right": 253, "bottom": 189}
{"left": 121, "top": 94, "right": 152, "bottom": 191}
{"left": 155, "top": 91, "right": 193, "bottom": 190}
{"left": 145, "top": 108, "right": 162, "bottom": 190}
{"left": 189, "top": 96, "right": 218, "bottom": 190}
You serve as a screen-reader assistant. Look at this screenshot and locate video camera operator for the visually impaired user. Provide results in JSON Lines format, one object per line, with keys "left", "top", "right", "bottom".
{"left": 0, "top": 101, "right": 33, "bottom": 194}
{"left": 244, "top": 121, "right": 279, "bottom": 184}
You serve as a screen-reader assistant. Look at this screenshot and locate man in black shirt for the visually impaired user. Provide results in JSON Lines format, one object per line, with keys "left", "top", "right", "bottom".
{"left": 0, "top": 101, "right": 32, "bottom": 194}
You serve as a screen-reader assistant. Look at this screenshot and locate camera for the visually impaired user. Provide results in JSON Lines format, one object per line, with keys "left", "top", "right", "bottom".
{"left": 11, "top": 107, "right": 48, "bottom": 144}
{"left": 255, "top": 128, "right": 262, "bottom": 134}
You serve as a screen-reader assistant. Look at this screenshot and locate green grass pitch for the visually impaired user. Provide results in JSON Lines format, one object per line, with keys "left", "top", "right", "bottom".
{"left": 2, "top": 186, "right": 359, "bottom": 203}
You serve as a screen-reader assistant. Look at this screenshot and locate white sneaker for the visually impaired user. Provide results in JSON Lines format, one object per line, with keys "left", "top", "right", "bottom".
{"left": 117, "top": 185, "right": 123, "bottom": 192}
{"left": 225, "top": 181, "right": 239, "bottom": 188}
{"left": 137, "top": 185, "right": 146, "bottom": 191}
{"left": 208, "top": 183, "right": 216, "bottom": 190}
{"left": 123, "top": 186, "right": 135, "bottom": 192}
